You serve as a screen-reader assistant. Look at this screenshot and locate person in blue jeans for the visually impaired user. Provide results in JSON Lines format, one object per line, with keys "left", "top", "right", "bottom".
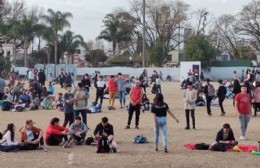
{"left": 151, "top": 93, "right": 179, "bottom": 153}
{"left": 116, "top": 72, "right": 127, "bottom": 108}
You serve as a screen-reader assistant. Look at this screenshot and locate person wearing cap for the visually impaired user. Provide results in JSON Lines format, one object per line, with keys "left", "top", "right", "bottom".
{"left": 235, "top": 84, "right": 252, "bottom": 141}
{"left": 211, "top": 123, "right": 238, "bottom": 148}
{"left": 69, "top": 116, "right": 88, "bottom": 145}
{"left": 183, "top": 82, "right": 197, "bottom": 130}
{"left": 217, "top": 79, "right": 227, "bottom": 116}
{"left": 125, "top": 80, "right": 143, "bottom": 129}
{"left": 116, "top": 72, "right": 127, "bottom": 109}
{"left": 19, "top": 120, "right": 46, "bottom": 151}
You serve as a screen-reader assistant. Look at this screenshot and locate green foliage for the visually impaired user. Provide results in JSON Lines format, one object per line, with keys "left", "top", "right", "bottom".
{"left": 85, "top": 49, "right": 107, "bottom": 67}
{"left": 184, "top": 35, "right": 217, "bottom": 68}
{"left": 0, "top": 56, "right": 11, "bottom": 77}
{"left": 150, "top": 41, "right": 165, "bottom": 67}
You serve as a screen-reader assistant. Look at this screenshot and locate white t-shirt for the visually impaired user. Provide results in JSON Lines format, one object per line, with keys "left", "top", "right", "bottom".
{"left": 26, "top": 130, "right": 35, "bottom": 141}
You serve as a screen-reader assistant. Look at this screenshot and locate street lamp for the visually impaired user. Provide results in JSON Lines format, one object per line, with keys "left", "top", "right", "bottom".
{"left": 142, "top": 0, "right": 146, "bottom": 67}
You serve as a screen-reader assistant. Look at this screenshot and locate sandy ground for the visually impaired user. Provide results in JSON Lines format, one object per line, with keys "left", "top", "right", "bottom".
{"left": 0, "top": 81, "right": 259, "bottom": 168}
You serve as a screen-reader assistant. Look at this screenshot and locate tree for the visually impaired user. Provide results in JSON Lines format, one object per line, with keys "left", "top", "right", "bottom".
{"left": 130, "top": 0, "right": 189, "bottom": 57}
{"left": 150, "top": 41, "right": 165, "bottom": 67}
{"left": 237, "top": 0, "right": 260, "bottom": 53}
{"left": 41, "top": 9, "right": 72, "bottom": 64}
{"left": 97, "top": 12, "right": 134, "bottom": 56}
{"left": 60, "top": 30, "right": 84, "bottom": 64}
{"left": 18, "top": 14, "right": 39, "bottom": 67}
{"left": 85, "top": 49, "right": 107, "bottom": 67}
{"left": 184, "top": 35, "right": 216, "bottom": 68}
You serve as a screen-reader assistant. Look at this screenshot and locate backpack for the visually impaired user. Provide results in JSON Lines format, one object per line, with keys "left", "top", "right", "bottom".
{"left": 133, "top": 135, "right": 148, "bottom": 144}
{"left": 210, "top": 143, "right": 227, "bottom": 152}
{"left": 207, "top": 84, "right": 215, "bottom": 97}
{"left": 85, "top": 137, "right": 94, "bottom": 145}
{"left": 194, "top": 143, "right": 210, "bottom": 150}
{"left": 97, "top": 137, "right": 110, "bottom": 153}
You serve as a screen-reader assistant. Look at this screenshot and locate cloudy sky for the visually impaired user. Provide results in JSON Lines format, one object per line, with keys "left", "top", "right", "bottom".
{"left": 22, "top": 0, "right": 249, "bottom": 42}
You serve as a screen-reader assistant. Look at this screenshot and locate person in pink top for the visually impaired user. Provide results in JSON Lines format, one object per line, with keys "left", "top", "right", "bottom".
{"left": 125, "top": 80, "right": 143, "bottom": 129}
{"left": 252, "top": 82, "right": 260, "bottom": 117}
{"left": 235, "top": 84, "right": 252, "bottom": 141}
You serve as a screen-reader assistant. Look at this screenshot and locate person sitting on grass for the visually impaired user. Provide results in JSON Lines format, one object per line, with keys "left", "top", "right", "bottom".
{"left": 69, "top": 116, "right": 88, "bottom": 145}
{"left": 19, "top": 119, "right": 46, "bottom": 151}
{"left": 19, "top": 89, "right": 31, "bottom": 108}
{"left": 210, "top": 123, "right": 238, "bottom": 149}
{"left": 141, "top": 93, "right": 150, "bottom": 112}
{"left": 93, "top": 117, "right": 116, "bottom": 152}
{"left": 47, "top": 82, "right": 55, "bottom": 95}
{"left": 56, "top": 93, "right": 64, "bottom": 111}
{"left": 0, "top": 123, "right": 21, "bottom": 152}
{"left": 30, "top": 95, "right": 40, "bottom": 110}
{"left": 1, "top": 95, "right": 14, "bottom": 111}
{"left": 42, "top": 92, "right": 54, "bottom": 110}
{"left": 45, "top": 117, "right": 72, "bottom": 148}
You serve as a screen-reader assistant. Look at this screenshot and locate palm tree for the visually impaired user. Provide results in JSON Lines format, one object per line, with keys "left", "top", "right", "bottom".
{"left": 18, "top": 14, "right": 39, "bottom": 67}
{"left": 60, "top": 30, "right": 84, "bottom": 64}
{"left": 97, "top": 14, "right": 131, "bottom": 56}
{"left": 41, "top": 9, "right": 72, "bottom": 64}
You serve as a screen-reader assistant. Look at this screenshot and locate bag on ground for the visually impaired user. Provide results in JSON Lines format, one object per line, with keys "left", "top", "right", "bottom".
{"left": 97, "top": 137, "right": 110, "bottom": 153}
{"left": 194, "top": 143, "right": 210, "bottom": 150}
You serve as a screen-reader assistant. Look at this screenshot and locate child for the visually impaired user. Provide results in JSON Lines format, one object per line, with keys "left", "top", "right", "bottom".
{"left": 47, "top": 82, "right": 54, "bottom": 95}
{"left": 141, "top": 93, "right": 150, "bottom": 112}
{"left": 56, "top": 93, "right": 64, "bottom": 111}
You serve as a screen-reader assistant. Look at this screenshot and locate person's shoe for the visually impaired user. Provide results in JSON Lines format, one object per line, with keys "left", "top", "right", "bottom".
{"left": 164, "top": 147, "right": 168, "bottom": 153}
{"left": 185, "top": 127, "right": 190, "bottom": 130}
{"left": 155, "top": 148, "right": 158, "bottom": 152}
{"left": 193, "top": 126, "right": 196, "bottom": 129}
{"left": 125, "top": 125, "right": 130, "bottom": 129}
{"left": 63, "top": 139, "right": 73, "bottom": 148}
{"left": 220, "top": 113, "right": 225, "bottom": 116}
{"left": 239, "top": 136, "right": 246, "bottom": 141}
{"left": 135, "top": 126, "right": 139, "bottom": 129}
{"left": 208, "top": 113, "right": 212, "bottom": 116}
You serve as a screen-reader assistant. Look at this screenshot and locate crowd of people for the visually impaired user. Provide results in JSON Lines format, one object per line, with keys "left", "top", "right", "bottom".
{"left": 0, "top": 67, "right": 259, "bottom": 153}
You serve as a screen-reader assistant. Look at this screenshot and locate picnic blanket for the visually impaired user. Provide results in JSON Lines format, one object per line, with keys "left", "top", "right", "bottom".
{"left": 184, "top": 143, "right": 258, "bottom": 153}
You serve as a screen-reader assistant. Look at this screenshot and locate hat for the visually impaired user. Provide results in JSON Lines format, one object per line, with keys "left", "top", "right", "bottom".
{"left": 26, "top": 119, "right": 35, "bottom": 125}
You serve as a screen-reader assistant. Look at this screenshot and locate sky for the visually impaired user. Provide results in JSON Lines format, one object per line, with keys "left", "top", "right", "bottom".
{"left": 22, "top": 0, "right": 250, "bottom": 42}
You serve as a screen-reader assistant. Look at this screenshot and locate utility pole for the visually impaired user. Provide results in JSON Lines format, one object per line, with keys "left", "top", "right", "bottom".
{"left": 142, "top": 0, "right": 145, "bottom": 67}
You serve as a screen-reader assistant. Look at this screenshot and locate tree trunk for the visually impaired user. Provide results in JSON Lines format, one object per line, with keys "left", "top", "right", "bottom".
{"left": 24, "top": 39, "right": 29, "bottom": 67}
{"left": 47, "top": 48, "right": 51, "bottom": 64}
{"left": 112, "top": 40, "right": 116, "bottom": 56}
{"left": 54, "top": 32, "right": 58, "bottom": 64}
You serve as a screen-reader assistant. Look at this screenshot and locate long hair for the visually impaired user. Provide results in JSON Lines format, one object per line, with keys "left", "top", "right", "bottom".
{"left": 153, "top": 93, "right": 164, "bottom": 106}
{"left": 4, "top": 123, "right": 15, "bottom": 142}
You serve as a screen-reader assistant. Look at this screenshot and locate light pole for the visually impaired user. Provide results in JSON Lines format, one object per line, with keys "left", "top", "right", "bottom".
{"left": 142, "top": 0, "right": 146, "bottom": 67}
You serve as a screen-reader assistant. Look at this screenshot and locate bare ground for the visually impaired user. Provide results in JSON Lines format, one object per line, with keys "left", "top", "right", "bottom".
{"left": 0, "top": 82, "right": 259, "bottom": 168}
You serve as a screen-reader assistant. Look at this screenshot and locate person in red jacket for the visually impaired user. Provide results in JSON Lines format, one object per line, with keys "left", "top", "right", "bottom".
{"left": 107, "top": 75, "right": 117, "bottom": 109}
{"left": 45, "top": 117, "right": 72, "bottom": 148}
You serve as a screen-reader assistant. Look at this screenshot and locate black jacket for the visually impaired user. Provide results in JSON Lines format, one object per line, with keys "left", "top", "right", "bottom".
{"left": 217, "top": 85, "right": 227, "bottom": 99}
{"left": 94, "top": 123, "right": 114, "bottom": 137}
{"left": 215, "top": 129, "right": 235, "bottom": 142}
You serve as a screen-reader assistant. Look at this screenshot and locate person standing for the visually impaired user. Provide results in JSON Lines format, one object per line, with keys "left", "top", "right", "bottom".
{"left": 151, "top": 93, "right": 179, "bottom": 153}
{"left": 252, "top": 82, "right": 260, "bottom": 117}
{"left": 203, "top": 78, "right": 215, "bottom": 116}
{"left": 234, "top": 84, "right": 252, "bottom": 141}
{"left": 155, "top": 75, "right": 161, "bottom": 93}
{"left": 125, "top": 80, "right": 143, "bottom": 129}
{"left": 63, "top": 84, "right": 75, "bottom": 127}
{"left": 0, "top": 73, "right": 6, "bottom": 100}
{"left": 81, "top": 73, "right": 91, "bottom": 93}
{"left": 107, "top": 75, "right": 117, "bottom": 109}
{"left": 217, "top": 79, "right": 227, "bottom": 116}
{"left": 116, "top": 72, "right": 127, "bottom": 108}
{"left": 74, "top": 82, "right": 88, "bottom": 126}
{"left": 183, "top": 82, "right": 197, "bottom": 130}
{"left": 95, "top": 75, "right": 106, "bottom": 105}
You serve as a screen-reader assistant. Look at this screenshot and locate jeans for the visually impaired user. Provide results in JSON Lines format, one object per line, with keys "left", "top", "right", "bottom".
{"left": 185, "top": 109, "right": 195, "bottom": 128}
{"left": 71, "top": 133, "right": 86, "bottom": 143}
{"left": 46, "top": 134, "right": 68, "bottom": 146}
{"left": 0, "top": 145, "right": 19, "bottom": 152}
{"left": 118, "top": 91, "right": 126, "bottom": 106}
{"left": 253, "top": 103, "right": 260, "bottom": 116}
{"left": 156, "top": 84, "right": 161, "bottom": 93}
{"left": 63, "top": 112, "right": 74, "bottom": 127}
{"left": 127, "top": 104, "right": 141, "bottom": 126}
{"left": 154, "top": 116, "right": 167, "bottom": 148}
{"left": 95, "top": 92, "right": 104, "bottom": 104}
{"left": 238, "top": 114, "right": 250, "bottom": 137}
{"left": 206, "top": 96, "right": 213, "bottom": 115}
{"left": 218, "top": 97, "right": 225, "bottom": 114}
{"left": 75, "top": 109, "right": 87, "bottom": 125}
